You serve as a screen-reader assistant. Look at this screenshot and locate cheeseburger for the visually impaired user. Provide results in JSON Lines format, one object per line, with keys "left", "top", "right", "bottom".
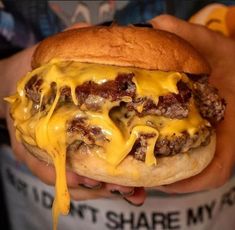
{"left": 6, "top": 26, "right": 225, "bottom": 223}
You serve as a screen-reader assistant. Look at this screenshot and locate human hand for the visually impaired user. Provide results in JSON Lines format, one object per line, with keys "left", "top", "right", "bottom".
{"left": 1, "top": 27, "right": 146, "bottom": 206}
{"left": 150, "top": 15, "right": 235, "bottom": 193}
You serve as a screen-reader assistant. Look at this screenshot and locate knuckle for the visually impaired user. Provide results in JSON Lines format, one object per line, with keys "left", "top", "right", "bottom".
{"left": 69, "top": 189, "right": 79, "bottom": 201}
{"left": 150, "top": 14, "right": 177, "bottom": 30}
{"left": 28, "top": 163, "right": 55, "bottom": 186}
{"left": 214, "top": 169, "right": 231, "bottom": 188}
{"left": 157, "top": 14, "right": 177, "bottom": 28}
{"left": 40, "top": 176, "right": 54, "bottom": 186}
{"left": 213, "top": 152, "right": 234, "bottom": 189}
{"left": 156, "top": 14, "right": 175, "bottom": 22}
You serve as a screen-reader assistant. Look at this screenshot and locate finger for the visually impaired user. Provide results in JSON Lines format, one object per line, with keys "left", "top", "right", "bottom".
{"left": 6, "top": 117, "right": 58, "bottom": 185}
{"left": 8, "top": 121, "right": 82, "bottom": 188}
{"left": 23, "top": 150, "right": 84, "bottom": 188}
{"left": 69, "top": 187, "right": 115, "bottom": 201}
{"left": 70, "top": 186, "right": 146, "bottom": 206}
{"left": 65, "top": 22, "right": 91, "bottom": 31}
{"left": 18, "top": 145, "right": 104, "bottom": 189}
{"left": 75, "top": 182, "right": 139, "bottom": 202}
{"left": 124, "top": 187, "right": 146, "bottom": 206}
{"left": 156, "top": 122, "right": 234, "bottom": 194}
{"left": 7, "top": 110, "right": 104, "bottom": 189}
{"left": 104, "top": 183, "right": 134, "bottom": 196}
{"left": 155, "top": 162, "right": 222, "bottom": 194}
{"left": 156, "top": 155, "right": 230, "bottom": 194}
{"left": 77, "top": 176, "right": 103, "bottom": 189}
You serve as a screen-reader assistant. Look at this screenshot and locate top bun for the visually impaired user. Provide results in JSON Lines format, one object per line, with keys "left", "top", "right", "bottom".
{"left": 32, "top": 25, "right": 210, "bottom": 74}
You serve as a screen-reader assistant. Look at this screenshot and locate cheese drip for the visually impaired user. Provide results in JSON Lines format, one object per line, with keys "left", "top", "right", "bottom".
{"left": 35, "top": 92, "right": 70, "bottom": 230}
{"left": 6, "top": 60, "right": 209, "bottom": 229}
{"left": 85, "top": 110, "right": 159, "bottom": 166}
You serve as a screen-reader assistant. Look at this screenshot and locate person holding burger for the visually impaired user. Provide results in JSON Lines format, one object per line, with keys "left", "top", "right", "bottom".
{"left": 0, "top": 14, "right": 235, "bottom": 230}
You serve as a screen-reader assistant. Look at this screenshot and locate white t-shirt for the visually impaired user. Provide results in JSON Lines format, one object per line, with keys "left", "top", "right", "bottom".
{"left": 1, "top": 1, "right": 234, "bottom": 230}
{"left": 1, "top": 145, "right": 235, "bottom": 230}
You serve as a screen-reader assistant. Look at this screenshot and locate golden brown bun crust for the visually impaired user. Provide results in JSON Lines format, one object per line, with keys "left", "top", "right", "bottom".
{"left": 23, "top": 134, "right": 216, "bottom": 187}
{"left": 32, "top": 26, "right": 210, "bottom": 74}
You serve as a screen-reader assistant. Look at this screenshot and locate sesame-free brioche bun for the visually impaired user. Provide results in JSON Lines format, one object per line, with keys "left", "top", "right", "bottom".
{"left": 23, "top": 134, "right": 215, "bottom": 187}
{"left": 32, "top": 26, "right": 210, "bottom": 75}
{"left": 21, "top": 25, "right": 215, "bottom": 187}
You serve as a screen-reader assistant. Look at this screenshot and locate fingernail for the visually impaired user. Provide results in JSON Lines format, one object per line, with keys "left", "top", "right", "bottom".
{"left": 123, "top": 197, "right": 144, "bottom": 207}
{"left": 122, "top": 190, "right": 135, "bottom": 197}
{"left": 110, "top": 190, "right": 135, "bottom": 197}
{"left": 110, "top": 190, "right": 122, "bottom": 195}
{"left": 79, "top": 183, "right": 102, "bottom": 190}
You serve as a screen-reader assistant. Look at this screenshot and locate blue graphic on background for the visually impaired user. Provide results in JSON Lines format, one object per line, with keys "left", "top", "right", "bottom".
{"left": 0, "top": 10, "right": 14, "bottom": 41}
{"left": 0, "top": 0, "right": 64, "bottom": 49}
{"left": 114, "top": 0, "right": 235, "bottom": 25}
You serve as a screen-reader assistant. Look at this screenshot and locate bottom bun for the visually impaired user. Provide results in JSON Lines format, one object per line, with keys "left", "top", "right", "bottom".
{"left": 23, "top": 134, "right": 216, "bottom": 187}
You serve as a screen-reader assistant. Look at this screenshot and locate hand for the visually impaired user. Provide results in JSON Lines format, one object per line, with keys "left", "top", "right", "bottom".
{"left": 150, "top": 15, "right": 235, "bottom": 193}
{"left": 1, "top": 26, "right": 146, "bottom": 205}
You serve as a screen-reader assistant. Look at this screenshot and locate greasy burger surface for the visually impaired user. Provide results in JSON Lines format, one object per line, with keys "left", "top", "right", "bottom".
{"left": 6, "top": 26, "right": 225, "bottom": 225}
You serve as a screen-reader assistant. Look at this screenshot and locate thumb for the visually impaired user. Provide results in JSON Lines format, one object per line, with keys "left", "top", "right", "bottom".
{"left": 149, "top": 14, "right": 223, "bottom": 60}
{"left": 65, "top": 22, "right": 91, "bottom": 31}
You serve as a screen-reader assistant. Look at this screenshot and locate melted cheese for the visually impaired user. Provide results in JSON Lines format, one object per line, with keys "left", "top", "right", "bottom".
{"left": 6, "top": 60, "right": 209, "bottom": 229}
{"left": 126, "top": 100, "right": 208, "bottom": 137}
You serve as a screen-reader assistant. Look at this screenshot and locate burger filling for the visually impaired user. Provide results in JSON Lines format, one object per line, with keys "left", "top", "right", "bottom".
{"left": 10, "top": 61, "right": 225, "bottom": 166}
